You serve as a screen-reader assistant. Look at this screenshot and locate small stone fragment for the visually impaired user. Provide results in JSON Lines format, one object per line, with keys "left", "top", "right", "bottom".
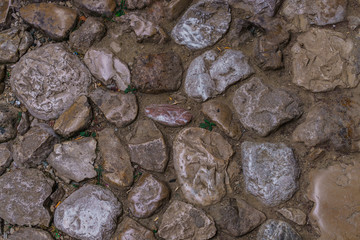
{"left": 9, "top": 228, "right": 53, "bottom": 240}
{"left": 348, "top": 16, "right": 360, "bottom": 30}
{"left": 145, "top": 104, "right": 192, "bottom": 127}
{"left": 50, "top": 186, "right": 65, "bottom": 205}
{"left": 277, "top": 208, "right": 307, "bottom": 226}
{"left": 165, "top": 0, "right": 192, "bottom": 20}
{"left": 257, "top": 219, "right": 302, "bottom": 240}
{"left": 0, "top": 0, "right": 11, "bottom": 30}
{"left": 0, "top": 102, "right": 18, "bottom": 143}
{"left": 229, "top": 0, "right": 284, "bottom": 17}
{"left": 0, "top": 27, "right": 33, "bottom": 63}
{"left": 112, "top": 217, "right": 155, "bottom": 240}
{"left": 0, "top": 143, "right": 12, "bottom": 175}
{"left": 125, "top": 0, "right": 152, "bottom": 9}
{"left": 73, "top": 0, "right": 116, "bottom": 17}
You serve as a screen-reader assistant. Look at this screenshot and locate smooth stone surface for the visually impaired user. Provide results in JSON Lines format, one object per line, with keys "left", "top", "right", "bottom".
{"left": 291, "top": 28, "right": 358, "bottom": 92}
{"left": 0, "top": 169, "right": 54, "bottom": 226}
{"left": 145, "top": 104, "right": 192, "bottom": 127}
{"left": 0, "top": 102, "right": 18, "bottom": 143}
{"left": 98, "top": 128, "right": 133, "bottom": 188}
{"left": 131, "top": 52, "right": 182, "bottom": 93}
{"left": 185, "top": 49, "right": 254, "bottom": 102}
{"left": 47, "top": 138, "right": 97, "bottom": 183}
{"left": 277, "top": 208, "right": 307, "bottom": 226}
{"left": 84, "top": 47, "right": 130, "bottom": 91}
{"left": 241, "top": 141, "right": 299, "bottom": 206}
{"left": 233, "top": 78, "right": 303, "bottom": 136}
{"left": 9, "top": 228, "right": 53, "bottom": 240}
{"left": 173, "top": 127, "right": 233, "bottom": 206}
{"left": 171, "top": 1, "right": 231, "bottom": 50}
{"left": 20, "top": 3, "right": 77, "bottom": 40}
{"left": 10, "top": 43, "right": 92, "bottom": 120}
{"left": 54, "top": 184, "right": 122, "bottom": 240}
{"left": 230, "top": 0, "right": 284, "bottom": 17}
{"left": 90, "top": 87, "right": 138, "bottom": 128}
{"left": 112, "top": 217, "right": 155, "bottom": 240}
{"left": 257, "top": 219, "right": 302, "bottom": 240}
{"left": 74, "top": 0, "right": 116, "bottom": 17}
{"left": 126, "top": 120, "right": 168, "bottom": 172}
{"left": 0, "top": 0, "right": 11, "bottom": 30}
{"left": 0, "top": 143, "right": 12, "bottom": 175}
{"left": 0, "top": 27, "right": 33, "bottom": 63}
{"left": 128, "top": 173, "right": 170, "bottom": 218}
{"left": 158, "top": 200, "right": 217, "bottom": 240}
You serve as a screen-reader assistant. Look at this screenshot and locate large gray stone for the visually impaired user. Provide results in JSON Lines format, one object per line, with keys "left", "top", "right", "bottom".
{"left": 0, "top": 27, "right": 33, "bottom": 63}
{"left": 9, "top": 228, "right": 53, "bottom": 240}
{"left": 0, "top": 102, "right": 18, "bottom": 143}
{"left": 257, "top": 219, "right": 302, "bottom": 240}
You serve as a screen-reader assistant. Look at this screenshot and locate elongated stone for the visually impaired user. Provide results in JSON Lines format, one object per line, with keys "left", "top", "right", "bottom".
{"left": 145, "top": 104, "right": 192, "bottom": 127}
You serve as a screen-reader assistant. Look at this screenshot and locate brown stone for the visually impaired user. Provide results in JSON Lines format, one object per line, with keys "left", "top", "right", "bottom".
{"left": 0, "top": 143, "right": 11, "bottom": 176}
{"left": 74, "top": 0, "right": 116, "bottom": 17}
{"left": 0, "top": 65, "right": 5, "bottom": 82}
{"left": 277, "top": 208, "right": 307, "bottom": 226}
{"left": 0, "top": 102, "right": 18, "bottom": 143}
{"left": 0, "top": 0, "right": 11, "bottom": 30}
{"left": 165, "top": 0, "right": 193, "bottom": 20}
{"left": 112, "top": 217, "right": 155, "bottom": 240}
{"left": 145, "top": 104, "right": 192, "bottom": 127}
{"left": 125, "top": 0, "right": 152, "bottom": 10}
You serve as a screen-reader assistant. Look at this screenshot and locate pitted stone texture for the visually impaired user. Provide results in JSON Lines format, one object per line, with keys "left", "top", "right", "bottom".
{"left": 128, "top": 173, "right": 170, "bottom": 218}
{"left": 9, "top": 228, "right": 53, "bottom": 240}
{"left": 174, "top": 127, "right": 233, "bottom": 206}
{"left": 10, "top": 43, "right": 92, "bottom": 120}
{"left": 90, "top": 87, "right": 138, "bottom": 128}
{"left": 47, "top": 138, "right": 97, "bottom": 183}
{"left": 112, "top": 217, "right": 155, "bottom": 240}
{"left": 257, "top": 220, "right": 302, "bottom": 240}
{"left": 54, "top": 184, "right": 122, "bottom": 240}
{"left": 0, "top": 169, "right": 54, "bottom": 226}
{"left": 0, "top": 27, "right": 33, "bottom": 63}
{"left": 20, "top": 3, "right": 77, "bottom": 40}
{"left": 241, "top": 141, "right": 299, "bottom": 206}
{"left": 74, "top": 0, "right": 116, "bottom": 17}
{"left": 0, "top": 143, "right": 11, "bottom": 175}
{"left": 0, "top": 102, "right": 18, "bottom": 143}
{"left": 69, "top": 17, "right": 106, "bottom": 55}
{"left": 233, "top": 78, "right": 302, "bottom": 136}
{"left": 185, "top": 49, "right": 253, "bottom": 102}
{"left": 277, "top": 208, "right": 306, "bottom": 226}
{"left": 0, "top": 0, "right": 11, "bottom": 30}
{"left": 126, "top": 120, "right": 168, "bottom": 172}
{"left": 158, "top": 200, "right": 217, "bottom": 240}
{"left": 98, "top": 128, "right": 133, "bottom": 188}
{"left": 132, "top": 52, "right": 182, "bottom": 93}
{"left": 171, "top": 1, "right": 231, "bottom": 50}
{"left": 54, "top": 96, "right": 92, "bottom": 138}
{"left": 84, "top": 48, "right": 130, "bottom": 91}
{"left": 13, "top": 124, "right": 58, "bottom": 168}
{"left": 229, "top": 0, "right": 284, "bottom": 17}
{"left": 125, "top": 0, "right": 152, "bottom": 9}
{"left": 145, "top": 104, "right": 192, "bottom": 127}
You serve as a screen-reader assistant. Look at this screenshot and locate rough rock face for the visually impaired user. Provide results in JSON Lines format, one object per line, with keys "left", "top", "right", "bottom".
{"left": 20, "top": 3, "right": 77, "bottom": 40}
{"left": 16, "top": 111, "right": 30, "bottom": 135}
{"left": 10, "top": 43, "right": 92, "bottom": 120}
{"left": 126, "top": 120, "right": 168, "bottom": 172}
{"left": 145, "top": 104, "right": 192, "bottom": 127}
{"left": 54, "top": 184, "right": 122, "bottom": 240}
{"left": 165, "top": 0, "right": 193, "bottom": 20}
{"left": 47, "top": 138, "right": 97, "bottom": 183}
{"left": 112, "top": 217, "right": 155, "bottom": 240}
{"left": 0, "top": 0, "right": 11, "bottom": 30}
{"left": 171, "top": 1, "right": 231, "bottom": 50}
{"left": 241, "top": 141, "right": 299, "bottom": 206}
{"left": 230, "top": 0, "right": 284, "bottom": 17}
{"left": 257, "top": 219, "right": 302, "bottom": 240}
{"left": 90, "top": 87, "right": 138, "bottom": 127}
{"left": 73, "top": 0, "right": 116, "bottom": 17}
{"left": 0, "top": 143, "right": 12, "bottom": 175}
{"left": 0, "top": 169, "right": 54, "bottom": 226}
{"left": 291, "top": 28, "right": 358, "bottom": 92}
{"left": 158, "top": 200, "right": 217, "bottom": 240}
{"left": 0, "top": 102, "right": 18, "bottom": 143}
{"left": 233, "top": 78, "right": 303, "bottom": 136}
{"left": 84, "top": 48, "right": 130, "bottom": 91}
{"left": 0, "top": 27, "right": 33, "bottom": 63}
{"left": 277, "top": 208, "right": 307, "bottom": 226}
{"left": 185, "top": 49, "right": 254, "bottom": 102}
{"left": 173, "top": 127, "right": 233, "bottom": 206}
{"left": 8, "top": 228, "right": 53, "bottom": 240}
{"left": 125, "top": 0, "right": 152, "bottom": 9}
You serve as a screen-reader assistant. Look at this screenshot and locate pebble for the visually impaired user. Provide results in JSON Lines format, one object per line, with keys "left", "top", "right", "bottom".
{"left": 257, "top": 219, "right": 302, "bottom": 240}
{"left": 145, "top": 104, "right": 192, "bottom": 127}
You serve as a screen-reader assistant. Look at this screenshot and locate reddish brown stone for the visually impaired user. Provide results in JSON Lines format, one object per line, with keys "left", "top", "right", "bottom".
{"left": 145, "top": 104, "right": 192, "bottom": 127}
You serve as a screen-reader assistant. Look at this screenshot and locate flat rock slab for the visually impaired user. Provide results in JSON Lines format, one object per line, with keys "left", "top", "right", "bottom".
{"left": 112, "top": 217, "right": 155, "bottom": 239}
{"left": 0, "top": 169, "right": 54, "bottom": 226}
{"left": 0, "top": 143, "right": 11, "bottom": 175}
{"left": 185, "top": 49, "right": 253, "bottom": 102}
{"left": 257, "top": 219, "right": 302, "bottom": 240}
{"left": 158, "top": 200, "right": 217, "bottom": 240}
{"left": 0, "top": 102, "right": 18, "bottom": 143}
{"left": 10, "top": 43, "right": 91, "bottom": 120}
{"left": 74, "top": 0, "right": 116, "bottom": 17}
{"left": 9, "top": 228, "right": 53, "bottom": 240}
{"left": 145, "top": 104, "right": 192, "bottom": 127}
{"left": 20, "top": 3, "right": 77, "bottom": 40}
{"left": 90, "top": 87, "right": 138, "bottom": 127}
{"left": 0, "top": 27, "right": 33, "bottom": 63}
{"left": 291, "top": 28, "right": 358, "bottom": 92}
{"left": 47, "top": 138, "right": 97, "bottom": 183}
{"left": 173, "top": 127, "right": 233, "bottom": 206}
{"left": 241, "top": 141, "right": 299, "bottom": 206}
{"left": 171, "top": 1, "right": 231, "bottom": 50}
{"left": 54, "top": 184, "right": 122, "bottom": 240}
{"left": 233, "top": 77, "right": 302, "bottom": 136}
{"left": 229, "top": 0, "right": 284, "bottom": 17}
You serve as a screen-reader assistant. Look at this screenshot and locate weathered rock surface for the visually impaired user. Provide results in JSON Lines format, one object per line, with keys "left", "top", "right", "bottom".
{"left": 145, "top": 104, "right": 192, "bottom": 127}
{"left": 0, "top": 102, "right": 18, "bottom": 143}
{"left": 90, "top": 87, "right": 138, "bottom": 127}
{"left": 10, "top": 43, "right": 92, "bottom": 120}
{"left": 125, "top": 0, "right": 152, "bottom": 9}
{"left": 0, "top": 0, "right": 11, "bottom": 30}
{"left": 230, "top": 0, "right": 284, "bottom": 17}
{"left": 20, "top": 3, "right": 77, "bottom": 40}
{"left": 0, "top": 27, "right": 33, "bottom": 63}
{"left": 126, "top": 120, "right": 168, "bottom": 172}
{"left": 54, "top": 184, "right": 122, "bottom": 240}
{"left": 47, "top": 138, "right": 97, "bottom": 183}
{"left": 98, "top": 128, "right": 133, "bottom": 188}
{"left": 171, "top": 1, "right": 231, "bottom": 50}
{"left": 73, "top": 0, "right": 116, "bottom": 17}
{"left": 185, "top": 49, "right": 254, "bottom": 102}
{"left": 158, "top": 200, "right": 217, "bottom": 240}
{"left": 84, "top": 48, "right": 130, "bottom": 91}
{"left": 131, "top": 52, "right": 182, "bottom": 93}
{"left": 348, "top": 16, "right": 360, "bottom": 30}
{"left": 291, "top": 28, "right": 358, "bottom": 92}
{"left": 112, "top": 217, "right": 155, "bottom": 240}
{"left": 0, "top": 169, "right": 54, "bottom": 226}
{"left": 128, "top": 173, "right": 170, "bottom": 218}
{"left": 241, "top": 141, "right": 299, "bottom": 206}
{"left": 257, "top": 219, "right": 302, "bottom": 240}
{"left": 277, "top": 208, "right": 307, "bottom": 226}
{"left": 165, "top": 0, "right": 193, "bottom": 20}
{"left": 9, "top": 228, "right": 53, "bottom": 240}
{"left": 0, "top": 143, "right": 11, "bottom": 175}
{"left": 173, "top": 127, "right": 233, "bottom": 206}
{"left": 16, "top": 111, "right": 30, "bottom": 136}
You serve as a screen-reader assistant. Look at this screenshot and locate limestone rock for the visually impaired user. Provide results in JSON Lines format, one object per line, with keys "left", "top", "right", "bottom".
{"left": 112, "top": 217, "right": 155, "bottom": 240}
{"left": 171, "top": 1, "right": 231, "bottom": 50}
{"left": 277, "top": 208, "right": 307, "bottom": 226}
{"left": 20, "top": 3, "right": 77, "bottom": 40}
{"left": 0, "top": 102, "right": 18, "bottom": 143}
{"left": 9, "top": 228, "right": 53, "bottom": 240}
{"left": 125, "top": 0, "right": 152, "bottom": 9}
{"left": 10, "top": 43, "right": 92, "bottom": 120}
{"left": 257, "top": 219, "right": 302, "bottom": 240}
{"left": 73, "top": 0, "right": 116, "bottom": 17}
{"left": 0, "top": 27, "right": 33, "bottom": 63}
{"left": 165, "top": 0, "right": 193, "bottom": 20}
{"left": 54, "top": 184, "right": 122, "bottom": 240}
{"left": 145, "top": 104, "right": 192, "bottom": 127}
{"left": 233, "top": 78, "right": 302, "bottom": 136}
{"left": 229, "top": 0, "right": 284, "bottom": 17}
{"left": 185, "top": 49, "right": 254, "bottom": 102}
{"left": 158, "top": 200, "right": 216, "bottom": 240}
{"left": 0, "top": 169, "right": 54, "bottom": 226}
{"left": 126, "top": 120, "right": 168, "bottom": 172}
{"left": 0, "top": 143, "right": 12, "bottom": 175}
{"left": 173, "top": 127, "right": 233, "bottom": 206}
{"left": 90, "top": 87, "right": 138, "bottom": 128}
{"left": 241, "top": 141, "right": 299, "bottom": 206}
{"left": 0, "top": 0, "right": 11, "bottom": 30}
